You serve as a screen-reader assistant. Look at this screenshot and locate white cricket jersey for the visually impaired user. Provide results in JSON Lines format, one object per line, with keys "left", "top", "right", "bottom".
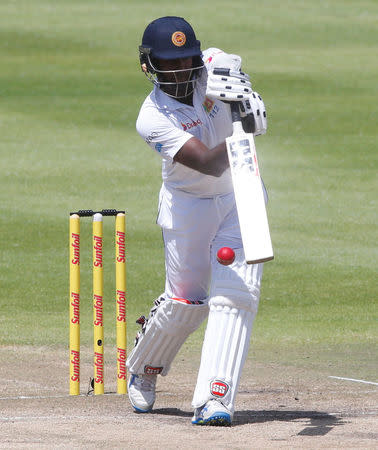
{"left": 136, "top": 48, "right": 234, "bottom": 197}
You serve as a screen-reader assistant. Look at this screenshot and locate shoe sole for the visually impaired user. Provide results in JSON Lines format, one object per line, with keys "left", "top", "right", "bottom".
{"left": 192, "top": 412, "right": 231, "bottom": 426}
{"left": 128, "top": 395, "right": 154, "bottom": 413}
{"left": 131, "top": 404, "right": 152, "bottom": 413}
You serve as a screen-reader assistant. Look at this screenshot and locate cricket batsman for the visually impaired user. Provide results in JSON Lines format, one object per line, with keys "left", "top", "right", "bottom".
{"left": 126, "top": 16, "right": 268, "bottom": 426}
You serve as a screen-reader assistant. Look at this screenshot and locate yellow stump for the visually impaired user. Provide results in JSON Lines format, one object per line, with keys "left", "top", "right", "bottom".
{"left": 93, "top": 213, "right": 104, "bottom": 395}
{"left": 115, "top": 213, "right": 127, "bottom": 394}
{"left": 69, "top": 214, "right": 80, "bottom": 395}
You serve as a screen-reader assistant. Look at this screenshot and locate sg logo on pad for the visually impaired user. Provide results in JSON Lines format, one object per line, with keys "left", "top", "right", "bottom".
{"left": 144, "top": 365, "right": 163, "bottom": 375}
{"left": 210, "top": 380, "right": 229, "bottom": 398}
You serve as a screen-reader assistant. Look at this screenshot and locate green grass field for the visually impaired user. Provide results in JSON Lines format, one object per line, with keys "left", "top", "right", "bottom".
{"left": 1, "top": 0, "right": 377, "bottom": 382}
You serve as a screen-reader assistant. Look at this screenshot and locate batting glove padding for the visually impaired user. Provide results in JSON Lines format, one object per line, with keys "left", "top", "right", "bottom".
{"left": 240, "top": 91, "right": 267, "bottom": 136}
{"left": 206, "top": 68, "right": 252, "bottom": 101}
{"left": 204, "top": 49, "right": 242, "bottom": 72}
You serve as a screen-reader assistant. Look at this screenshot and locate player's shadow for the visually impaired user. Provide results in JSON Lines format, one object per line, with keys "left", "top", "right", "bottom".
{"left": 151, "top": 408, "right": 345, "bottom": 434}
{"left": 151, "top": 408, "right": 192, "bottom": 418}
{"left": 234, "top": 409, "right": 345, "bottom": 434}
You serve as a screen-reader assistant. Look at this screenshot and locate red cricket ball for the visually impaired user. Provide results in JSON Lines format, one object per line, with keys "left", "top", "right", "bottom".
{"left": 216, "top": 247, "right": 235, "bottom": 266}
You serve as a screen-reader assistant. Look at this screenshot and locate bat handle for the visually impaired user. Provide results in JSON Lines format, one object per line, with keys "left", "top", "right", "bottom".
{"left": 230, "top": 102, "right": 242, "bottom": 123}
{"left": 227, "top": 101, "right": 245, "bottom": 134}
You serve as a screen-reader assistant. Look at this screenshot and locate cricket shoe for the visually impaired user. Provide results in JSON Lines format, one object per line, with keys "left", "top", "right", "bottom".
{"left": 192, "top": 399, "right": 232, "bottom": 426}
{"left": 128, "top": 374, "right": 157, "bottom": 413}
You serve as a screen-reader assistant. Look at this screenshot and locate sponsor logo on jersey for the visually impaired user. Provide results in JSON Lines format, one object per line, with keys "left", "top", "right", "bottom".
{"left": 202, "top": 97, "right": 214, "bottom": 113}
{"left": 144, "top": 365, "right": 163, "bottom": 375}
{"left": 181, "top": 118, "right": 202, "bottom": 131}
{"left": 202, "top": 96, "right": 219, "bottom": 118}
{"left": 155, "top": 143, "right": 163, "bottom": 152}
{"left": 171, "top": 31, "right": 186, "bottom": 47}
{"left": 146, "top": 131, "right": 158, "bottom": 144}
{"left": 210, "top": 380, "right": 229, "bottom": 398}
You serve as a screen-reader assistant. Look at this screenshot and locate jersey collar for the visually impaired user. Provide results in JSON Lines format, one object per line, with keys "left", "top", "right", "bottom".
{"left": 154, "top": 86, "right": 191, "bottom": 111}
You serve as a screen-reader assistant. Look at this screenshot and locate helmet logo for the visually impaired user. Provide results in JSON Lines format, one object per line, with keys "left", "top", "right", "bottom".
{"left": 171, "top": 31, "right": 186, "bottom": 47}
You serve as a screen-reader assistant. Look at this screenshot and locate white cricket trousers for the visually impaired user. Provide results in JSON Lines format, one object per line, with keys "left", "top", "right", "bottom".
{"left": 157, "top": 184, "right": 243, "bottom": 301}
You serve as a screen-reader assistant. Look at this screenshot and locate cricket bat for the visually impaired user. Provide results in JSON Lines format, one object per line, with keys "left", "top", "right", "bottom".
{"left": 225, "top": 100, "right": 274, "bottom": 264}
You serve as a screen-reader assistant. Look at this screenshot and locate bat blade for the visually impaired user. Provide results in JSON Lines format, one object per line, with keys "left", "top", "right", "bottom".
{"left": 226, "top": 128, "right": 274, "bottom": 264}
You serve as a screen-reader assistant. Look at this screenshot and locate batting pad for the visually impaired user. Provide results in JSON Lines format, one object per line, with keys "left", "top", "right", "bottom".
{"left": 191, "top": 249, "right": 263, "bottom": 412}
{"left": 191, "top": 298, "right": 255, "bottom": 413}
{"left": 126, "top": 297, "right": 208, "bottom": 376}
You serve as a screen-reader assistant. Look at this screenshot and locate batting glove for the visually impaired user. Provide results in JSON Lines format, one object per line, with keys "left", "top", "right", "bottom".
{"left": 240, "top": 91, "right": 267, "bottom": 135}
{"left": 204, "top": 49, "right": 242, "bottom": 72}
{"left": 206, "top": 68, "right": 252, "bottom": 101}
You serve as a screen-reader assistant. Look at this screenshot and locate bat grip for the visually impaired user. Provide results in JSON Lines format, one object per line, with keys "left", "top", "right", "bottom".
{"left": 230, "top": 102, "right": 242, "bottom": 123}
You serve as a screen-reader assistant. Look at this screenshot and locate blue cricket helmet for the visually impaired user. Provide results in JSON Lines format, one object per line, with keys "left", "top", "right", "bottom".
{"left": 140, "top": 16, "right": 202, "bottom": 60}
{"left": 139, "top": 16, "right": 204, "bottom": 99}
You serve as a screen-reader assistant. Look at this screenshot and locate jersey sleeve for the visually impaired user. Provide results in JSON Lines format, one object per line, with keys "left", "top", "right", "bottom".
{"left": 136, "top": 105, "right": 193, "bottom": 160}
